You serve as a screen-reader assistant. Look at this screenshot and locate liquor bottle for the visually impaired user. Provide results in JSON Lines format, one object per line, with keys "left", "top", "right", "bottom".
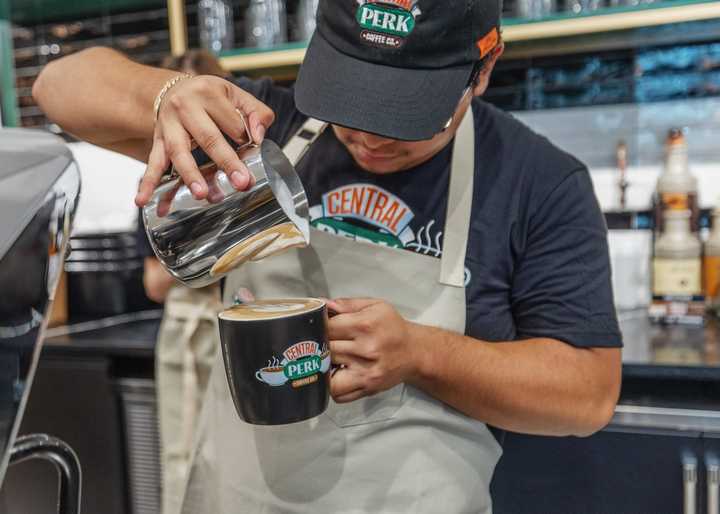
{"left": 245, "top": 0, "right": 287, "bottom": 49}
{"left": 653, "top": 209, "right": 702, "bottom": 299}
{"left": 198, "top": 0, "right": 235, "bottom": 53}
{"left": 654, "top": 128, "right": 699, "bottom": 233}
{"left": 704, "top": 208, "right": 720, "bottom": 307}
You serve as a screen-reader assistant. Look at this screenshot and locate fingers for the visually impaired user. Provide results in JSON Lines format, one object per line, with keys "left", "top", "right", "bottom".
{"left": 135, "top": 137, "right": 168, "bottom": 207}
{"left": 162, "top": 118, "right": 209, "bottom": 200}
{"left": 157, "top": 181, "right": 181, "bottom": 217}
{"left": 327, "top": 312, "right": 364, "bottom": 341}
{"left": 329, "top": 340, "right": 368, "bottom": 363}
{"left": 148, "top": 76, "right": 273, "bottom": 202}
{"left": 206, "top": 172, "right": 225, "bottom": 203}
{"left": 231, "top": 85, "right": 275, "bottom": 143}
{"left": 327, "top": 298, "right": 383, "bottom": 315}
{"left": 177, "top": 106, "right": 252, "bottom": 190}
{"left": 204, "top": 99, "right": 253, "bottom": 147}
{"left": 330, "top": 368, "right": 365, "bottom": 403}
{"left": 334, "top": 389, "right": 366, "bottom": 404}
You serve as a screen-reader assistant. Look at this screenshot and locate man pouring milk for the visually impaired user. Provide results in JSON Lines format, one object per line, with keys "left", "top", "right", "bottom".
{"left": 33, "top": 0, "right": 622, "bottom": 511}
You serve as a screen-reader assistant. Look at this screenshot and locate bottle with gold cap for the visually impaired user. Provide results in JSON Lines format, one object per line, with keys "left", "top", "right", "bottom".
{"left": 653, "top": 209, "right": 702, "bottom": 298}
{"left": 704, "top": 207, "right": 720, "bottom": 308}
{"left": 655, "top": 128, "right": 699, "bottom": 233}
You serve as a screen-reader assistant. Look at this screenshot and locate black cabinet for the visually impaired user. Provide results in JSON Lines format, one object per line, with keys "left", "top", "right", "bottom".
{"left": 492, "top": 428, "right": 704, "bottom": 514}
{"left": 702, "top": 435, "right": 720, "bottom": 514}
{"left": 492, "top": 421, "right": 720, "bottom": 514}
{"left": 0, "top": 355, "right": 128, "bottom": 514}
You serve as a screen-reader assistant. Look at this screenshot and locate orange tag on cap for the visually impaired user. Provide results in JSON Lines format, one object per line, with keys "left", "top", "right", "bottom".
{"left": 476, "top": 27, "right": 499, "bottom": 59}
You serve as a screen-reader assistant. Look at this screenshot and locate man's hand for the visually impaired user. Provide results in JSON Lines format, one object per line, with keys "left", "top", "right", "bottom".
{"left": 135, "top": 75, "right": 275, "bottom": 207}
{"left": 327, "top": 298, "right": 421, "bottom": 403}
{"left": 326, "top": 297, "right": 620, "bottom": 437}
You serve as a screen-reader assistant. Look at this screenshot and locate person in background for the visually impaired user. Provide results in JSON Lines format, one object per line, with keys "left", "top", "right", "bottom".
{"left": 33, "top": 1, "right": 623, "bottom": 511}
{"left": 135, "top": 48, "right": 227, "bottom": 514}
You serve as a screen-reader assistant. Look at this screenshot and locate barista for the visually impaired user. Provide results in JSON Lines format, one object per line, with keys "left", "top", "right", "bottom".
{"left": 33, "top": 1, "right": 622, "bottom": 511}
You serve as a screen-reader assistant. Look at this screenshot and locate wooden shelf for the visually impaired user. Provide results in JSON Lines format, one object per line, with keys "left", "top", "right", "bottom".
{"left": 503, "top": 1, "right": 720, "bottom": 41}
{"left": 220, "top": 47, "right": 307, "bottom": 73}
{"left": 218, "top": 1, "right": 720, "bottom": 73}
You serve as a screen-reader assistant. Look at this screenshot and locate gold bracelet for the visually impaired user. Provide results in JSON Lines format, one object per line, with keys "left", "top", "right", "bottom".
{"left": 153, "top": 73, "right": 192, "bottom": 122}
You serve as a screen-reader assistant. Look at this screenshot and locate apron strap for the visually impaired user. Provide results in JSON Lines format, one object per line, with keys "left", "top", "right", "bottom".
{"left": 282, "top": 118, "right": 328, "bottom": 166}
{"left": 439, "top": 107, "right": 475, "bottom": 288}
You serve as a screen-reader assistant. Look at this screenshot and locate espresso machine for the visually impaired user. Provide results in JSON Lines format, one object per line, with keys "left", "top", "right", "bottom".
{"left": 0, "top": 128, "right": 82, "bottom": 514}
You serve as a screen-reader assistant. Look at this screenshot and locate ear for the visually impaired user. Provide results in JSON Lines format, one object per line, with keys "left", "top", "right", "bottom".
{"left": 472, "top": 43, "right": 504, "bottom": 97}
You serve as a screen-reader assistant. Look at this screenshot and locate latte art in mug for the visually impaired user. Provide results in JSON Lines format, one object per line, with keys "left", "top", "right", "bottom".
{"left": 220, "top": 298, "right": 325, "bottom": 321}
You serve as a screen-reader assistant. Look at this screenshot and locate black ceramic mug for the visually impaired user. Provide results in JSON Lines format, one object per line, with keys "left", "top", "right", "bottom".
{"left": 218, "top": 298, "right": 330, "bottom": 425}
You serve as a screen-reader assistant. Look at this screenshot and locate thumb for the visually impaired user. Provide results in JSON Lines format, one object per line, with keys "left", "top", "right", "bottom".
{"left": 327, "top": 298, "right": 383, "bottom": 315}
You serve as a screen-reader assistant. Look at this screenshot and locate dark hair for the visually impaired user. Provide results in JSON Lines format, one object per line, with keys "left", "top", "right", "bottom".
{"left": 161, "top": 49, "right": 228, "bottom": 77}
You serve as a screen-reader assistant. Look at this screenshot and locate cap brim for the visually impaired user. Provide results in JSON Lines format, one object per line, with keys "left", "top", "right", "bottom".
{"left": 294, "top": 32, "right": 474, "bottom": 142}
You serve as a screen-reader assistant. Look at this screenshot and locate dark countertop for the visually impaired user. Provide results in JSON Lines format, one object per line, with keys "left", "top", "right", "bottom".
{"left": 619, "top": 310, "right": 720, "bottom": 381}
{"left": 42, "top": 311, "right": 161, "bottom": 358}
{"left": 41, "top": 309, "right": 720, "bottom": 381}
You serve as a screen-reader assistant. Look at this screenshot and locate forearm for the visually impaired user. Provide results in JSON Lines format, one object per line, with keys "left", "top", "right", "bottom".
{"left": 143, "top": 258, "right": 176, "bottom": 303}
{"left": 33, "top": 47, "right": 177, "bottom": 155}
{"left": 408, "top": 324, "right": 621, "bottom": 437}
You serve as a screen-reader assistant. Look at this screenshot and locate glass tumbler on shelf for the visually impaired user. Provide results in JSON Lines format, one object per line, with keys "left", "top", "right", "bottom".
{"left": 198, "top": 0, "right": 235, "bottom": 53}
{"left": 245, "top": 0, "right": 288, "bottom": 49}
{"left": 516, "top": 0, "right": 556, "bottom": 20}
{"left": 566, "top": 0, "right": 602, "bottom": 14}
{"left": 296, "top": 0, "right": 319, "bottom": 42}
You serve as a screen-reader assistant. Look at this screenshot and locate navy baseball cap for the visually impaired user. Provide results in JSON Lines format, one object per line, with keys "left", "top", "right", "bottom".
{"left": 294, "top": 0, "right": 502, "bottom": 141}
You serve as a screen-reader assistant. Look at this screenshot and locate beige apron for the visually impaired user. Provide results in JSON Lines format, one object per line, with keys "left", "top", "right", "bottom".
{"left": 155, "top": 283, "right": 222, "bottom": 514}
{"left": 181, "top": 109, "right": 503, "bottom": 513}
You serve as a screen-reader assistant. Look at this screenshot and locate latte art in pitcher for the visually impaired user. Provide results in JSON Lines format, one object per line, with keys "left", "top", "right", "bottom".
{"left": 220, "top": 298, "right": 325, "bottom": 321}
{"left": 210, "top": 222, "right": 307, "bottom": 277}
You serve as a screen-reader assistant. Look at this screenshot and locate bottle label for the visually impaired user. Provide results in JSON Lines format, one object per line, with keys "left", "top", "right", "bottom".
{"left": 661, "top": 192, "right": 690, "bottom": 210}
{"left": 654, "top": 192, "right": 699, "bottom": 233}
{"left": 704, "top": 255, "right": 720, "bottom": 299}
{"left": 653, "top": 258, "right": 702, "bottom": 296}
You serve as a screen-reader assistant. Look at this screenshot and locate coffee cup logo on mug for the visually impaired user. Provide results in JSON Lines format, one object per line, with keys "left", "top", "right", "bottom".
{"left": 142, "top": 114, "right": 310, "bottom": 289}
{"left": 219, "top": 298, "right": 330, "bottom": 425}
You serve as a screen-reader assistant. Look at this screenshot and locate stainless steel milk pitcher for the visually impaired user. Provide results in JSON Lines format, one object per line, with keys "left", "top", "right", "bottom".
{"left": 143, "top": 136, "right": 310, "bottom": 288}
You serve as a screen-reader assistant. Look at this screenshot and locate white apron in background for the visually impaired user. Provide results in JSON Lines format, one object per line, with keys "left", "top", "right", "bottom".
{"left": 155, "top": 283, "right": 222, "bottom": 514}
{"left": 181, "top": 109, "right": 503, "bottom": 514}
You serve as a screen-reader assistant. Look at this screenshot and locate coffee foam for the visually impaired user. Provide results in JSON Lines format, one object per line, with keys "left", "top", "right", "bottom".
{"left": 219, "top": 298, "right": 325, "bottom": 321}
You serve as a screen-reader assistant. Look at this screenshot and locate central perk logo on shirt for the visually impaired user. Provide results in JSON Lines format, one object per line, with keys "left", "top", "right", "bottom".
{"left": 355, "top": 0, "right": 421, "bottom": 49}
{"left": 310, "top": 183, "right": 415, "bottom": 248}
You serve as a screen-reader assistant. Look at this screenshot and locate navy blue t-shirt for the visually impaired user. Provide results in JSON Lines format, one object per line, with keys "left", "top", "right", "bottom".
{"left": 233, "top": 77, "right": 622, "bottom": 349}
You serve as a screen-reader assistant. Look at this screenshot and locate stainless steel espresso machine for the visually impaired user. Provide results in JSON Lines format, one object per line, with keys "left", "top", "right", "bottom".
{"left": 0, "top": 128, "right": 82, "bottom": 514}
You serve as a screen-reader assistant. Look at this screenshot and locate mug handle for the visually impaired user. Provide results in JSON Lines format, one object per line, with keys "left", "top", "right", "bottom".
{"left": 255, "top": 371, "right": 265, "bottom": 383}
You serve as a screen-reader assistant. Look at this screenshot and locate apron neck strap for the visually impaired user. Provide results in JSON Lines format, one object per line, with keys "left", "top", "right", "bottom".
{"left": 439, "top": 106, "right": 475, "bottom": 288}
{"left": 282, "top": 118, "right": 328, "bottom": 166}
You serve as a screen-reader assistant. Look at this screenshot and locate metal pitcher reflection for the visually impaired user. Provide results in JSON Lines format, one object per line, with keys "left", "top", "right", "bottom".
{"left": 143, "top": 139, "right": 310, "bottom": 288}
